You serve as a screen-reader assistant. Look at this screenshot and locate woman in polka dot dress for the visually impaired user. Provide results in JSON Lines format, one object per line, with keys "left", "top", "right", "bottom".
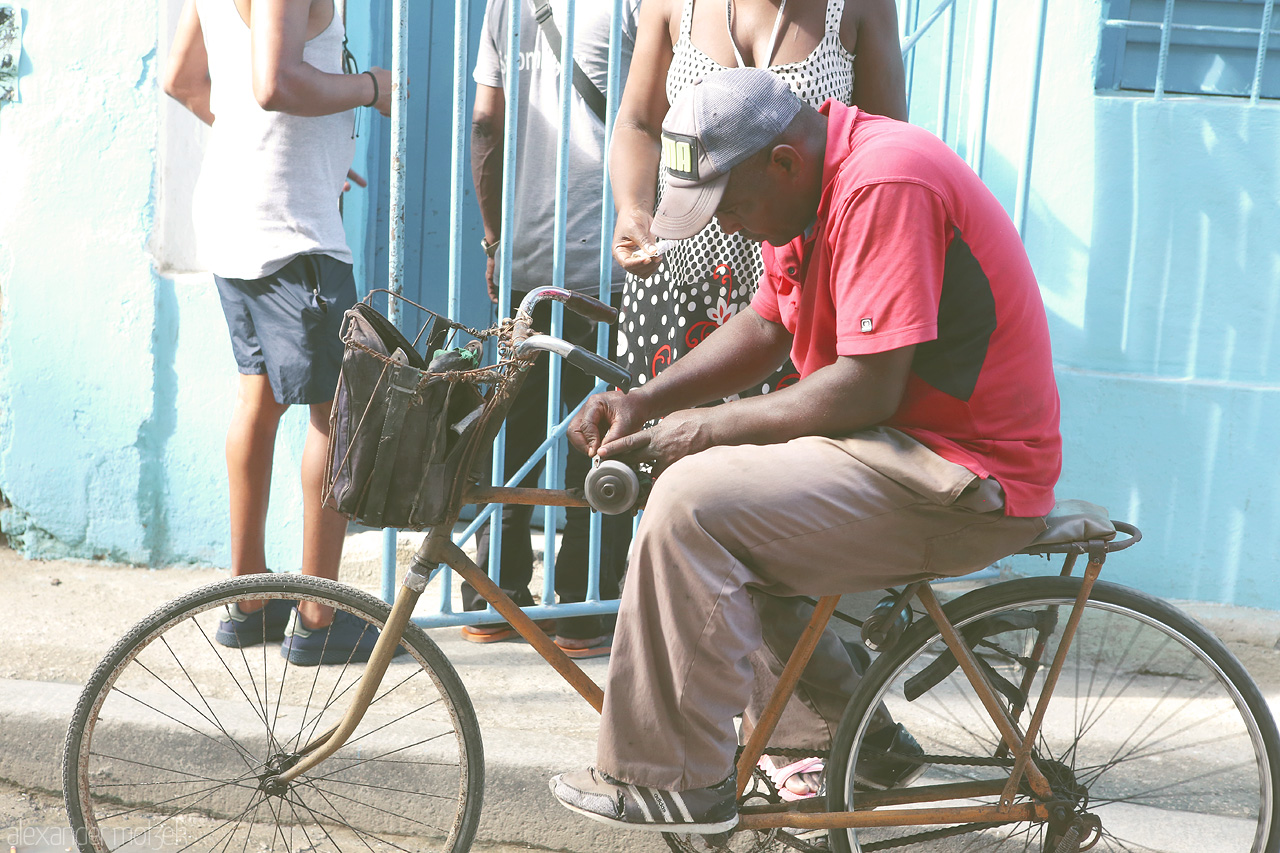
{"left": 610, "top": 0, "right": 908, "bottom": 394}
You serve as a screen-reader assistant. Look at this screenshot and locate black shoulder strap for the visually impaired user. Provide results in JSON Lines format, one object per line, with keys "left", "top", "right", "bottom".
{"left": 532, "top": 1, "right": 608, "bottom": 123}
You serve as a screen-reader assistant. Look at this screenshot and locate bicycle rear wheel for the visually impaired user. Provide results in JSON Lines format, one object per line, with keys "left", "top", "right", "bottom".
{"left": 63, "top": 574, "right": 484, "bottom": 853}
{"left": 827, "top": 577, "right": 1280, "bottom": 853}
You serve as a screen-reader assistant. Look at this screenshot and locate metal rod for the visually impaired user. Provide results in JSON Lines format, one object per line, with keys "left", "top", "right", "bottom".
{"left": 937, "top": 0, "right": 956, "bottom": 143}
{"left": 1013, "top": 0, "right": 1047, "bottom": 238}
{"left": 735, "top": 595, "right": 841, "bottom": 798}
{"left": 440, "top": 537, "right": 605, "bottom": 712}
{"left": 1001, "top": 556, "right": 1104, "bottom": 805}
{"left": 447, "top": 0, "right": 470, "bottom": 322}
{"left": 379, "top": 0, "right": 411, "bottom": 606}
{"left": 464, "top": 485, "right": 594, "bottom": 507}
{"left": 915, "top": 585, "right": 1053, "bottom": 803}
{"left": 737, "top": 802, "right": 1044, "bottom": 831}
{"left": 276, "top": 579, "right": 427, "bottom": 783}
{"left": 900, "top": 0, "right": 955, "bottom": 56}
{"left": 1102, "top": 19, "right": 1280, "bottom": 38}
{"left": 1154, "top": 0, "right": 1176, "bottom": 101}
{"left": 1252, "top": 0, "right": 1275, "bottom": 104}
{"left": 966, "top": 0, "right": 997, "bottom": 177}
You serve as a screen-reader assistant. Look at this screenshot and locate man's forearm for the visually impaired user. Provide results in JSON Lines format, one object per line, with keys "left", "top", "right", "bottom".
{"left": 627, "top": 308, "right": 791, "bottom": 419}
{"left": 470, "top": 85, "right": 506, "bottom": 242}
{"left": 470, "top": 130, "right": 503, "bottom": 241}
{"left": 692, "top": 351, "right": 909, "bottom": 448}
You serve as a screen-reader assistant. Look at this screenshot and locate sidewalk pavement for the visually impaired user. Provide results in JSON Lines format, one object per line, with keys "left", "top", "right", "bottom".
{"left": 2, "top": 533, "right": 1279, "bottom": 852}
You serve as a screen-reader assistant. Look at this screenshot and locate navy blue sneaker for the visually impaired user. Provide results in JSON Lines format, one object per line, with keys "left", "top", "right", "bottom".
{"left": 215, "top": 599, "right": 295, "bottom": 648}
{"left": 279, "top": 608, "right": 407, "bottom": 667}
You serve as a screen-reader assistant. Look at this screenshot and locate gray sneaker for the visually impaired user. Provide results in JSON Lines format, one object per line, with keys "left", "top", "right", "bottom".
{"left": 550, "top": 766, "right": 739, "bottom": 833}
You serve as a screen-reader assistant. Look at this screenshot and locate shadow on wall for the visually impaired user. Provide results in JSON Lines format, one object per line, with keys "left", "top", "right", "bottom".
{"left": 136, "top": 274, "right": 180, "bottom": 563}
{"left": 1026, "top": 96, "right": 1280, "bottom": 609}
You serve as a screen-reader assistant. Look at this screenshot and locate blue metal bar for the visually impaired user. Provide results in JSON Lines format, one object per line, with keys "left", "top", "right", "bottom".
{"left": 1014, "top": 0, "right": 1048, "bottom": 238}
{"left": 542, "top": 0, "right": 580, "bottom": 609}
{"left": 439, "top": 381, "right": 610, "bottom": 616}
{"left": 483, "top": 0, "right": 525, "bottom": 604}
{"left": 380, "top": 0, "right": 410, "bottom": 605}
{"left": 938, "top": 0, "right": 955, "bottom": 144}
{"left": 1154, "top": 0, "right": 1176, "bottom": 101}
{"left": 431, "top": 0, "right": 472, "bottom": 613}
{"left": 900, "top": 0, "right": 954, "bottom": 57}
{"left": 582, "top": 0, "right": 628, "bottom": 606}
{"left": 902, "top": 0, "right": 920, "bottom": 105}
{"left": 448, "top": 0, "right": 470, "bottom": 324}
{"left": 966, "top": 0, "right": 997, "bottom": 177}
{"left": 1102, "top": 19, "right": 1280, "bottom": 38}
{"left": 1253, "top": 0, "right": 1275, "bottom": 104}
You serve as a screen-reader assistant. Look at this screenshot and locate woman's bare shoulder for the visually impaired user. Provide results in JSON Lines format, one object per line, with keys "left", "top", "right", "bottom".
{"left": 839, "top": 0, "right": 900, "bottom": 53}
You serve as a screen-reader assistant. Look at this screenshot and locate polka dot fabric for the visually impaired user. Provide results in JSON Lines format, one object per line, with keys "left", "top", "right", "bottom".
{"left": 620, "top": 0, "right": 854, "bottom": 395}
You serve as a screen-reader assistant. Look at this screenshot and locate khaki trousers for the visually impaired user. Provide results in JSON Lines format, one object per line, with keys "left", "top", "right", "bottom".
{"left": 596, "top": 429, "right": 1046, "bottom": 790}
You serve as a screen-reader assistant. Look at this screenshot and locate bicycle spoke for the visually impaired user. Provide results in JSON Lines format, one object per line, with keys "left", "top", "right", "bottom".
{"left": 828, "top": 579, "right": 1278, "bottom": 853}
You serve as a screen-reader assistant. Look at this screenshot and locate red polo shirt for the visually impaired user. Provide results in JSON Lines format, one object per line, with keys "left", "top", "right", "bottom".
{"left": 751, "top": 102, "right": 1061, "bottom": 517}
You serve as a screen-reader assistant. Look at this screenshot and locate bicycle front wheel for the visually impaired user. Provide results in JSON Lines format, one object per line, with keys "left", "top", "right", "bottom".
{"left": 827, "top": 577, "right": 1280, "bottom": 853}
{"left": 63, "top": 574, "right": 484, "bottom": 853}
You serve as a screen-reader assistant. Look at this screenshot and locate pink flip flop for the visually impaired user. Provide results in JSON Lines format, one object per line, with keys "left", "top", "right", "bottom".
{"left": 758, "top": 755, "right": 825, "bottom": 802}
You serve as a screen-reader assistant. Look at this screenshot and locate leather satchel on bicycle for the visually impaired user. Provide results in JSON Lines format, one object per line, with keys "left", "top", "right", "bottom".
{"left": 323, "top": 293, "right": 488, "bottom": 530}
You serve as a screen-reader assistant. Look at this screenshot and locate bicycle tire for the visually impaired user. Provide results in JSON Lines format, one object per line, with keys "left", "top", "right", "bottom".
{"left": 63, "top": 574, "right": 485, "bottom": 853}
{"left": 826, "top": 576, "right": 1280, "bottom": 853}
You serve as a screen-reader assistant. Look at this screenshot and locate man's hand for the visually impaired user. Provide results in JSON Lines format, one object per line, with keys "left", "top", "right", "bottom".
{"left": 569, "top": 389, "right": 648, "bottom": 458}
{"left": 342, "top": 168, "right": 367, "bottom": 193}
{"left": 597, "top": 408, "right": 713, "bottom": 473}
{"left": 485, "top": 255, "right": 499, "bottom": 303}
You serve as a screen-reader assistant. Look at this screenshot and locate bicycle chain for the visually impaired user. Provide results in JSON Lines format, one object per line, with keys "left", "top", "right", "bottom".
{"left": 859, "top": 821, "right": 1013, "bottom": 851}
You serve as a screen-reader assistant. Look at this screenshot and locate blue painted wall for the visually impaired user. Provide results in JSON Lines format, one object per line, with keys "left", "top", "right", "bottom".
{"left": 900, "top": 0, "right": 1280, "bottom": 607}
{"left": 0, "top": 0, "right": 1276, "bottom": 610}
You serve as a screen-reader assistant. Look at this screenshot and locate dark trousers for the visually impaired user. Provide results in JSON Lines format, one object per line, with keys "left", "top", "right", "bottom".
{"left": 462, "top": 291, "right": 631, "bottom": 639}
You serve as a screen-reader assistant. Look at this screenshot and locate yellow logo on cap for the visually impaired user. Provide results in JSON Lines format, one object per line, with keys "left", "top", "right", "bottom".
{"left": 661, "top": 132, "right": 699, "bottom": 181}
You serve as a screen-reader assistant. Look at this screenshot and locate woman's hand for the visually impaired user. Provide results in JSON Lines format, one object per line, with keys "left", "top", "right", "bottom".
{"left": 613, "top": 208, "right": 664, "bottom": 278}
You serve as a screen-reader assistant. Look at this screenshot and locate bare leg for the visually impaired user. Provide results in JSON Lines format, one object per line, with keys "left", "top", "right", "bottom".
{"left": 226, "top": 374, "right": 288, "bottom": 613}
{"left": 296, "top": 399, "right": 347, "bottom": 628}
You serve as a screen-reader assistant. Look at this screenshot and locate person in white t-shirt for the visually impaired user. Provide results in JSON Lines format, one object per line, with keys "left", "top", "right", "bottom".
{"left": 465, "top": 0, "right": 641, "bottom": 657}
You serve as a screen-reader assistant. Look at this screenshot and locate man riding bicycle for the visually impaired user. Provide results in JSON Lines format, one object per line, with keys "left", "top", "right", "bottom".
{"left": 551, "top": 67, "right": 1061, "bottom": 833}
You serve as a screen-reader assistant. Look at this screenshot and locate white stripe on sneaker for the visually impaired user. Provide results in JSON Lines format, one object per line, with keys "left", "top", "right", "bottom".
{"left": 627, "top": 784, "right": 655, "bottom": 822}
{"left": 668, "top": 790, "right": 695, "bottom": 823}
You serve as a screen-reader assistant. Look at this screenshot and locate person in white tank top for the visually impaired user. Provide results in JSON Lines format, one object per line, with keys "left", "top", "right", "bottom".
{"left": 163, "top": 0, "right": 393, "bottom": 665}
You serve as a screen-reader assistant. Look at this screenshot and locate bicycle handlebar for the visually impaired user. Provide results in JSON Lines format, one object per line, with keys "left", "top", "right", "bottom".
{"left": 518, "top": 286, "right": 619, "bottom": 324}
{"left": 517, "top": 335, "right": 632, "bottom": 391}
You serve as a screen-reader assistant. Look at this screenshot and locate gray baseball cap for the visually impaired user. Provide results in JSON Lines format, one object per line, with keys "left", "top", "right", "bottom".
{"left": 651, "top": 68, "right": 803, "bottom": 240}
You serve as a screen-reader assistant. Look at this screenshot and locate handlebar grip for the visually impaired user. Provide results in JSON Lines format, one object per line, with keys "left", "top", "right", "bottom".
{"left": 563, "top": 291, "right": 620, "bottom": 324}
{"left": 565, "top": 346, "right": 632, "bottom": 391}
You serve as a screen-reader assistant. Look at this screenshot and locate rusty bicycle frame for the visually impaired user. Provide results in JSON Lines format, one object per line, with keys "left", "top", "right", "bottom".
{"left": 263, "top": 286, "right": 1143, "bottom": 842}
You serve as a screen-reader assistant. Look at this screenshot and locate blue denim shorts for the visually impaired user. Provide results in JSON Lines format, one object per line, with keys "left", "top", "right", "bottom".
{"left": 214, "top": 253, "right": 358, "bottom": 405}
